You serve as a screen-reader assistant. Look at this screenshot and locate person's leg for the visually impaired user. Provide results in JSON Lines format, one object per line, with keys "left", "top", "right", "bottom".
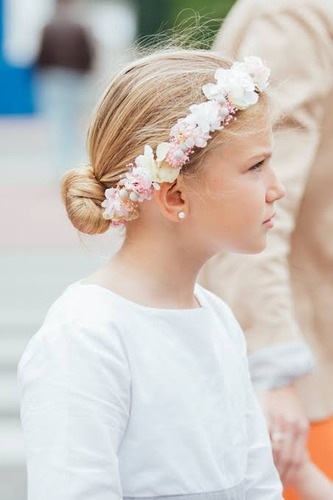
{"left": 38, "top": 69, "right": 83, "bottom": 178}
{"left": 284, "top": 416, "right": 333, "bottom": 499}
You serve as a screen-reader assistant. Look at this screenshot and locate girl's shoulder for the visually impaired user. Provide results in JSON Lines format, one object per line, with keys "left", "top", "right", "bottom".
{"left": 17, "top": 282, "right": 126, "bottom": 376}
{"left": 45, "top": 281, "right": 122, "bottom": 326}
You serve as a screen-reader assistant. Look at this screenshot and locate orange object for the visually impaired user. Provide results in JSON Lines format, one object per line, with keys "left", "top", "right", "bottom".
{"left": 284, "top": 416, "right": 333, "bottom": 499}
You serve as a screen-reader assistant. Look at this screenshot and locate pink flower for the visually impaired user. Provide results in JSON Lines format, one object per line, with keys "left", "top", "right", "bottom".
{"left": 124, "top": 168, "right": 154, "bottom": 200}
{"left": 101, "top": 188, "right": 131, "bottom": 220}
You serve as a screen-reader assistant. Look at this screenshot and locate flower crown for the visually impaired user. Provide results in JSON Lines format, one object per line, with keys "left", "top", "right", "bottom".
{"left": 101, "top": 56, "right": 270, "bottom": 227}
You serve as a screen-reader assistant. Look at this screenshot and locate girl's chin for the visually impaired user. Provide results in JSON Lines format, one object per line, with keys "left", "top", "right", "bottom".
{"left": 238, "top": 238, "right": 267, "bottom": 255}
{"left": 251, "top": 240, "right": 267, "bottom": 254}
{"left": 209, "top": 234, "right": 267, "bottom": 256}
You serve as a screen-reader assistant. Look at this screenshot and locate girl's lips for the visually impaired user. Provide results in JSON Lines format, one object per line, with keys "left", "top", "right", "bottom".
{"left": 263, "top": 219, "right": 274, "bottom": 228}
{"left": 262, "top": 213, "right": 276, "bottom": 228}
{"left": 263, "top": 213, "right": 276, "bottom": 224}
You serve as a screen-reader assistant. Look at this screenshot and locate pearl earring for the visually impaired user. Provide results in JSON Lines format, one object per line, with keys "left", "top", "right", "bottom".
{"left": 178, "top": 211, "right": 186, "bottom": 219}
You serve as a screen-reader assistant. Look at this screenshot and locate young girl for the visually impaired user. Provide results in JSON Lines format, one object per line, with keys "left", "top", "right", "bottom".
{"left": 18, "top": 49, "right": 286, "bottom": 499}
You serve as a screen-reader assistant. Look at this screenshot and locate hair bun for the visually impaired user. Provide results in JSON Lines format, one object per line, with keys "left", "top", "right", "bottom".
{"left": 61, "top": 165, "right": 110, "bottom": 235}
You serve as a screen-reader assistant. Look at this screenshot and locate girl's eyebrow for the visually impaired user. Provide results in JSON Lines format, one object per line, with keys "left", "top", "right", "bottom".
{"left": 249, "top": 151, "right": 272, "bottom": 162}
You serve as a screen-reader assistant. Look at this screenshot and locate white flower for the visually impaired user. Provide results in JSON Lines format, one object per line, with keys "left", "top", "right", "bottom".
{"left": 232, "top": 56, "right": 270, "bottom": 92}
{"left": 171, "top": 119, "right": 209, "bottom": 148}
{"left": 202, "top": 83, "right": 227, "bottom": 104}
{"left": 187, "top": 101, "right": 222, "bottom": 134}
{"left": 156, "top": 143, "right": 181, "bottom": 182}
{"left": 214, "top": 67, "right": 258, "bottom": 110}
{"left": 170, "top": 120, "right": 204, "bottom": 148}
{"left": 135, "top": 145, "right": 159, "bottom": 181}
{"left": 156, "top": 142, "right": 170, "bottom": 162}
{"left": 170, "top": 120, "right": 189, "bottom": 141}
{"left": 155, "top": 163, "right": 180, "bottom": 183}
{"left": 133, "top": 143, "right": 177, "bottom": 184}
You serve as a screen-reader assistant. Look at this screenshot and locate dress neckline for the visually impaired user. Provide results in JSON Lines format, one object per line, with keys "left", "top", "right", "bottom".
{"left": 72, "top": 281, "right": 209, "bottom": 315}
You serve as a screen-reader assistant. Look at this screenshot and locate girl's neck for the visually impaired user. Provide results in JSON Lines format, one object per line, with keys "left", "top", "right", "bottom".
{"left": 88, "top": 226, "right": 206, "bottom": 309}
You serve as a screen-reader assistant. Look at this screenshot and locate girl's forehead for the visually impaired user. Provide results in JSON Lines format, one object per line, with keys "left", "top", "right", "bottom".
{"left": 208, "top": 124, "right": 273, "bottom": 165}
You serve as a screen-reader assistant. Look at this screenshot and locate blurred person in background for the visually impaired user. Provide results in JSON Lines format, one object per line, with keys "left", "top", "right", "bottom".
{"left": 288, "top": 458, "right": 333, "bottom": 499}
{"left": 200, "top": 1, "right": 333, "bottom": 499}
{"left": 35, "top": 0, "right": 95, "bottom": 177}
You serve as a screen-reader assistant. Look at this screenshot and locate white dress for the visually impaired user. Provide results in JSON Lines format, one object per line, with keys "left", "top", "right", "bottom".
{"left": 18, "top": 282, "right": 283, "bottom": 500}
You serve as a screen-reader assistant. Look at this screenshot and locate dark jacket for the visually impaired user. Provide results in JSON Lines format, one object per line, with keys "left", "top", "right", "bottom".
{"left": 37, "top": 18, "right": 94, "bottom": 73}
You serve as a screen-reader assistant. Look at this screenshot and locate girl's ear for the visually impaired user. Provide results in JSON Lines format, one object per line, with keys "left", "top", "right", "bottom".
{"left": 153, "top": 175, "right": 189, "bottom": 222}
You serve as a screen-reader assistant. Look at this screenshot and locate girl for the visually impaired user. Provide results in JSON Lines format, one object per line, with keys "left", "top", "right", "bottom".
{"left": 18, "top": 49, "right": 286, "bottom": 499}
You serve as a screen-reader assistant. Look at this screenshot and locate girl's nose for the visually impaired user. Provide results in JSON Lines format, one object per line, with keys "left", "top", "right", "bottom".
{"left": 267, "top": 169, "right": 286, "bottom": 203}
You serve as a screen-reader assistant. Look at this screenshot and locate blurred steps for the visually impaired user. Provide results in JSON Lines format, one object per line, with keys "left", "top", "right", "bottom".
{"left": 0, "top": 6, "right": 134, "bottom": 495}
{"left": 0, "top": 250, "right": 106, "bottom": 500}
{"left": 0, "top": 374, "right": 20, "bottom": 418}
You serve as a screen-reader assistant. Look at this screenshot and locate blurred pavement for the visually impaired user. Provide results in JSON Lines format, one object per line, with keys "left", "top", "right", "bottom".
{"left": 0, "top": 117, "right": 122, "bottom": 500}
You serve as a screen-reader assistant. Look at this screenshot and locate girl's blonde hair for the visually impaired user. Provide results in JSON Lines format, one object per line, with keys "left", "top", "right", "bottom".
{"left": 62, "top": 49, "right": 270, "bottom": 235}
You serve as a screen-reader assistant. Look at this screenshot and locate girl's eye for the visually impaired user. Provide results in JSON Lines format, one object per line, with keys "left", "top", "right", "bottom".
{"left": 250, "top": 160, "right": 264, "bottom": 172}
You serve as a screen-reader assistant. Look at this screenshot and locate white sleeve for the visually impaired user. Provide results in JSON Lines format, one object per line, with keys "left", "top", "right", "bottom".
{"left": 18, "top": 317, "right": 131, "bottom": 500}
{"left": 248, "top": 341, "right": 315, "bottom": 391}
{"left": 222, "top": 304, "right": 284, "bottom": 499}
{"left": 244, "top": 379, "right": 284, "bottom": 499}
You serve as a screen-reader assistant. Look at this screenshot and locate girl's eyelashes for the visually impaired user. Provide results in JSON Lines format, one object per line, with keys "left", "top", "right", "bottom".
{"left": 249, "top": 160, "right": 265, "bottom": 172}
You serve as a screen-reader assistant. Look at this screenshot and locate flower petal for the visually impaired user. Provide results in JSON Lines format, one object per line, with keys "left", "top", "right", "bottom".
{"left": 156, "top": 142, "right": 170, "bottom": 161}
{"left": 144, "top": 144, "right": 153, "bottom": 156}
{"left": 157, "top": 163, "right": 180, "bottom": 183}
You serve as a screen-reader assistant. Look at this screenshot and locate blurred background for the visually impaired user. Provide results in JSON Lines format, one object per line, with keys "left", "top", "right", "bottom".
{"left": 0, "top": 0, "right": 235, "bottom": 498}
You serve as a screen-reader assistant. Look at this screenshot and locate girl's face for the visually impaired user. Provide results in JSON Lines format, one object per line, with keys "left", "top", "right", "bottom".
{"left": 186, "top": 117, "right": 286, "bottom": 255}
